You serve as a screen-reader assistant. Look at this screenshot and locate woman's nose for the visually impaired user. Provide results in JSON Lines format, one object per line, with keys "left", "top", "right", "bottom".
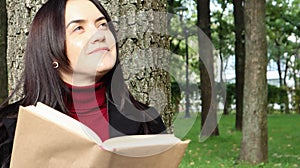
{"left": 89, "top": 27, "right": 105, "bottom": 44}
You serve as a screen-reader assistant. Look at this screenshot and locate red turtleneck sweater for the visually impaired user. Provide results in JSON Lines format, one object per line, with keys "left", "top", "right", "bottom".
{"left": 64, "top": 82, "right": 109, "bottom": 141}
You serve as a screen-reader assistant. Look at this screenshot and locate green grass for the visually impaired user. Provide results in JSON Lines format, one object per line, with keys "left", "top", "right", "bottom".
{"left": 175, "top": 113, "right": 300, "bottom": 168}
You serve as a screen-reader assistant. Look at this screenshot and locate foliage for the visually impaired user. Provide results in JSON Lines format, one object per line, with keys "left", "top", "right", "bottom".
{"left": 177, "top": 114, "right": 300, "bottom": 167}
{"left": 171, "top": 80, "right": 182, "bottom": 113}
{"left": 167, "top": 0, "right": 184, "bottom": 14}
{"left": 211, "top": 0, "right": 235, "bottom": 61}
{"left": 224, "top": 83, "right": 290, "bottom": 114}
{"left": 268, "top": 84, "right": 289, "bottom": 112}
{"left": 224, "top": 83, "right": 236, "bottom": 113}
{"left": 266, "top": 0, "right": 300, "bottom": 113}
{"left": 168, "top": 0, "right": 300, "bottom": 110}
{"left": 168, "top": 0, "right": 186, "bottom": 58}
{"left": 168, "top": 0, "right": 201, "bottom": 83}
{"left": 291, "top": 84, "right": 300, "bottom": 114}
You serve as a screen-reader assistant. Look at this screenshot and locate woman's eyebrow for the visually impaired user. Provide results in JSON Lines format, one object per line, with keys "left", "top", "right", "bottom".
{"left": 66, "top": 19, "right": 86, "bottom": 28}
{"left": 95, "top": 16, "right": 106, "bottom": 23}
{"left": 66, "top": 16, "right": 106, "bottom": 28}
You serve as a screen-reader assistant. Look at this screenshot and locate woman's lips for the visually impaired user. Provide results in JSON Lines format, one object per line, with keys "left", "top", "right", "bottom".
{"left": 88, "top": 47, "right": 110, "bottom": 55}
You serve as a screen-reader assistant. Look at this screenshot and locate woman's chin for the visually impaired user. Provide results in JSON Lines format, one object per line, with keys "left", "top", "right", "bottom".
{"left": 95, "top": 69, "right": 109, "bottom": 77}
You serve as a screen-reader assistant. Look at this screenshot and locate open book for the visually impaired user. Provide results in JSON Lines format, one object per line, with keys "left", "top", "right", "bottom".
{"left": 10, "top": 102, "right": 190, "bottom": 168}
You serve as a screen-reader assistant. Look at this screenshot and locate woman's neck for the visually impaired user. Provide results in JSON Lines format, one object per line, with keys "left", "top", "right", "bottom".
{"left": 64, "top": 80, "right": 107, "bottom": 113}
{"left": 60, "top": 71, "right": 103, "bottom": 86}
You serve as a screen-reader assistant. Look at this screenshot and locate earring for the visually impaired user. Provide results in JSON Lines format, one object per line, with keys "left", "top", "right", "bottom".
{"left": 52, "top": 61, "right": 59, "bottom": 69}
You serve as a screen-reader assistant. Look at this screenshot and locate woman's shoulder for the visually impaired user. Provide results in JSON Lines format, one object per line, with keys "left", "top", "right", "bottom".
{"left": 0, "top": 100, "right": 22, "bottom": 137}
{"left": 0, "top": 100, "right": 22, "bottom": 168}
{"left": 0, "top": 100, "right": 21, "bottom": 137}
{"left": 0, "top": 100, "right": 22, "bottom": 117}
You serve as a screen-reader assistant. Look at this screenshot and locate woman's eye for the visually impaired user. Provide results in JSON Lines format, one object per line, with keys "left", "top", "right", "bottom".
{"left": 98, "top": 22, "right": 108, "bottom": 30}
{"left": 73, "top": 26, "right": 83, "bottom": 32}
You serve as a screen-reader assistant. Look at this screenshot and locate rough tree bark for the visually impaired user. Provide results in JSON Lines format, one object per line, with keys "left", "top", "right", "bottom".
{"left": 6, "top": 0, "right": 44, "bottom": 102}
{"left": 197, "top": 0, "right": 219, "bottom": 137}
{"left": 233, "top": 0, "right": 245, "bottom": 131}
{"left": 6, "top": 0, "right": 171, "bottom": 127}
{"left": 0, "top": 0, "right": 8, "bottom": 104}
{"left": 240, "top": 0, "right": 268, "bottom": 164}
{"left": 114, "top": 0, "right": 171, "bottom": 129}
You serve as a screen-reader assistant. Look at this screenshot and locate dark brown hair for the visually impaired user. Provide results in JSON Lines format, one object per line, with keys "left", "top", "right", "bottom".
{"left": 0, "top": 1, "right": 165, "bottom": 167}
{"left": 1, "top": 0, "right": 148, "bottom": 114}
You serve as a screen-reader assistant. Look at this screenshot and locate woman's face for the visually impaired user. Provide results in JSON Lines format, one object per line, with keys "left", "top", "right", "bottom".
{"left": 62, "top": 0, "right": 117, "bottom": 86}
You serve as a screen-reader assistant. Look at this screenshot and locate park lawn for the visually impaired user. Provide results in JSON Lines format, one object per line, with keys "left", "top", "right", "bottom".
{"left": 176, "top": 113, "right": 300, "bottom": 168}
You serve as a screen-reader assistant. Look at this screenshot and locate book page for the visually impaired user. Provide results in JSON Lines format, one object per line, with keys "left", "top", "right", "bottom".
{"left": 102, "top": 134, "right": 186, "bottom": 157}
{"left": 33, "top": 102, "right": 102, "bottom": 145}
{"left": 11, "top": 105, "right": 108, "bottom": 167}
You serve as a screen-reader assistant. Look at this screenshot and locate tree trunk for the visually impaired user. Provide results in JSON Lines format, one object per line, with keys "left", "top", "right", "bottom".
{"left": 275, "top": 56, "right": 285, "bottom": 113}
{"left": 6, "top": 0, "right": 43, "bottom": 102}
{"left": 283, "top": 58, "right": 290, "bottom": 114}
{"left": 0, "top": 0, "right": 8, "bottom": 105}
{"left": 240, "top": 0, "right": 268, "bottom": 164}
{"left": 223, "top": 98, "right": 229, "bottom": 115}
{"left": 197, "top": 0, "right": 219, "bottom": 139}
{"left": 218, "top": 1, "right": 227, "bottom": 116}
{"left": 6, "top": 0, "right": 171, "bottom": 128}
{"left": 233, "top": 0, "right": 245, "bottom": 131}
{"left": 275, "top": 53, "right": 290, "bottom": 114}
{"left": 293, "top": 48, "right": 300, "bottom": 114}
{"left": 117, "top": 0, "right": 171, "bottom": 129}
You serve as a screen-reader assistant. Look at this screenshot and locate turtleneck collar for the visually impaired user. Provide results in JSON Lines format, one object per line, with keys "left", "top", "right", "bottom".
{"left": 64, "top": 81, "right": 106, "bottom": 112}
{"left": 64, "top": 81, "right": 109, "bottom": 141}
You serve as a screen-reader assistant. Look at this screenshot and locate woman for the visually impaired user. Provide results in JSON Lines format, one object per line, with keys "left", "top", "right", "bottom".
{"left": 0, "top": 0, "right": 166, "bottom": 167}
